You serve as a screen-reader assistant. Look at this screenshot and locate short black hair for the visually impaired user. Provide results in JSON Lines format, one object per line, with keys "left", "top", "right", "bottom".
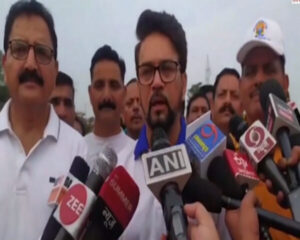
{"left": 135, "top": 10, "right": 187, "bottom": 76}
{"left": 90, "top": 45, "right": 126, "bottom": 82}
{"left": 199, "top": 85, "right": 214, "bottom": 96}
{"left": 186, "top": 92, "right": 210, "bottom": 117}
{"left": 4, "top": 0, "right": 57, "bottom": 59}
{"left": 213, "top": 68, "right": 240, "bottom": 99}
{"left": 56, "top": 71, "right": 74, "bottom": 96}
{"left": 126, "top": 78, "right": 137, "bottom": 87}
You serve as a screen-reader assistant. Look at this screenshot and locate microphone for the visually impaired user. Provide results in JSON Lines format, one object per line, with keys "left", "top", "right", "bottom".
{"left": 53, "top": 147, "right": 118, "bottom": 240}
{"left": 239, "top": 119, "right": 290, "bottom": 196}
{"left": 185, "top": 119, "right": 226, "bottom": 179}
{"left": 182, "top": 173, "right": 300, "bottom": 238}
{"left": 259, "top": 79, "right": 300, "bottom": 189}
{"left": 288, "top": 100, "right": 300, "bottom": 125}
{"left": 48, "top": 157, "right": 90, "bottom": 206}
{"left": 41, "top": 156, "right": 90, "bottom": 240}
{"left": 82, "top": 166, "right": 140, "bottom": 240}
{"left": 229, "top": 115, "right": 249, "bottom": 142}
{"left": 186, "top": 110, "right": 211, "bottom": 138}
{"left": 223, "top": 151, "right": 259, "bottom": 189}
{"left": 142, "top": 127, "right": 191, "bottom": 240}
{"left": 207, "top": 156, "right": 245, "bottom": 200}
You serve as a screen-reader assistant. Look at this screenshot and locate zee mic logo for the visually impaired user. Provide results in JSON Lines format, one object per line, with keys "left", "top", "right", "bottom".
{"left": 59, "top": 184, "right": 87, "bottom": 225}
{"left": 241, "top": 120, "right": 276, "bottom": 164}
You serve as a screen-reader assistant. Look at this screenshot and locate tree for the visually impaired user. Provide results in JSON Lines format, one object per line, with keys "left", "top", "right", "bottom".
{"left": 187, "top": 82, "right": 202, "bottom": 100}
{"left": 0, "top": 50, "right": 10, "bottom": 110}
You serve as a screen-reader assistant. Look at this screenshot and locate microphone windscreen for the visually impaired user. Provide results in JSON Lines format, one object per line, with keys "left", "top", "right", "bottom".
{"left": 152, "top": 127, "right": 170, "bottom": 150}
{"left": 207, "top": 156, "right": 245, "bottom": 199}
{"left": 229, "top": 115, "right": 248, "bottom": 141}
{"left": 289, "top": 133, "right": 300, "bottom": 147}
{"left": 259, "top": 79, "right": 286, "bottom": 112}
{"left": 182, "top": 171, "right": 222, "bottom": 213}
{"left": 70, "top": 156, "right": 90, "bottom": 182}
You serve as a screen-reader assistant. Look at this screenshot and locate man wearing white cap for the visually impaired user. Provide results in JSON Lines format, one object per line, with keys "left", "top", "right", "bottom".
{"left": 237, "top": 17, "right": 288, "bottom": 125}
{"left": 228, "top": 18, "right": 300, "bottom": 240}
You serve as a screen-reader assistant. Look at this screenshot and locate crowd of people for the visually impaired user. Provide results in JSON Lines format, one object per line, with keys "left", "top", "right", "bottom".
{"left": 0, "top": 0, "right": 299, "bottom": 240}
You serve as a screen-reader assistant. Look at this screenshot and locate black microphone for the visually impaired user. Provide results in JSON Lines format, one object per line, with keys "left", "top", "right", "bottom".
{"left": 182, "top": 173, "right": 300, "bottom": 238}
{"left": 229, "top": 115, "right": 249, "bottom": 142}
{"left": 207, "top": 156, "right": 245, "bottom": 200}
{"left": 142, "top": 127, "right": 190, "bottom": 240}
{"left": 41, "top": 156, "right": 90, "bottom": 240}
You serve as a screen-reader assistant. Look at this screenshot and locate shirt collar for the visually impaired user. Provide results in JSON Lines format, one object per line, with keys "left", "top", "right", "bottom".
{"left": 0, "top": 99, "right": 60, "bottom": 141}
{"left": 134, "top": 116, "right": 186, "bottom": 160}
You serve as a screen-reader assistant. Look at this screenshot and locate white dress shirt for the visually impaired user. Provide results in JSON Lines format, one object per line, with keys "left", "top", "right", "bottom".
{"left": 0, "top": 100, "right": 87, "bottom": 240}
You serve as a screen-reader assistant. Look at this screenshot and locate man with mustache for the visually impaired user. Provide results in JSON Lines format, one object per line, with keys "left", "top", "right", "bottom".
{"left": 0, "top": 1, "right": 86, "bottom": 239}
{"left": 211, "top": 68, "right": 243, "bottom": 135}
{"left": 85, "top": 45, "right": 136, "bottom": 166}
{"left": 122, "top": 78, "right": 145, "bottom": 140}
{"left": 120, "top": 9, "right": 230, "bottom": 240}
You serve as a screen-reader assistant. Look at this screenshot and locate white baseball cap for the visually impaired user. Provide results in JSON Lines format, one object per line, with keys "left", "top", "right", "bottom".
{"left": 237, "top": 18, "right": 285, "bottom": 63}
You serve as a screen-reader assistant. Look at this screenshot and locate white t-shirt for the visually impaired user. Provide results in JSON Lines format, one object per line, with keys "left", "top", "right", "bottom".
{"left": 0, "top": 100, "right": 87, "bottom": 240}
{"left": 84, "top": 130, "right": 136, "bottom": 169}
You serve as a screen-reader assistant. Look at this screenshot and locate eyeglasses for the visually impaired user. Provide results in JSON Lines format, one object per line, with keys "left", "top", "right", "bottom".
{"left": 137, "top": 60, "right": 180, "bottom": 85}
{"left": 9, "top": 39, "right": 54, "bottom": 65}
{"left": 50, "top": 97, "right": 74, "bottom": 108}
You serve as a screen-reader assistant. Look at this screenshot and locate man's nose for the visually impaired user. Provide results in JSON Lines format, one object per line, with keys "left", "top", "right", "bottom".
{"left": 24, "top": 47, "right": 38, "bottom": 71}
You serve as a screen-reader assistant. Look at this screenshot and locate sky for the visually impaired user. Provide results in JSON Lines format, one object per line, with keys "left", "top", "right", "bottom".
{"left": 1, "top": 0, "right": 300, "bottom": 117}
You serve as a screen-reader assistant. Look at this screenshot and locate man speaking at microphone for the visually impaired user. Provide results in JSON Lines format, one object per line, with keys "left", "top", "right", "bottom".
{"left": 120, "top": 9, "right": 229, "bottom": 240}
{"left": 227, "top": 17, "right": 300, "bottom": 240}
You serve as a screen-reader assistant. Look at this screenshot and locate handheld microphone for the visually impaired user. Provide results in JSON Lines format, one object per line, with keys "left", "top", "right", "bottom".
{"left": 223, "top": 150, "right": 259, "bottom": 189}
{"left": 186, "top": 111, "right": 211, "bottom": 138}
{"left": 229, "top": 115, "right": 249, "bottom": 142}
{"left": 41, "top": 156, "right": 90, "bottom": 240}
{"left": 53, "top": 147, "right": 118, "bottom": 240}
{"left": 182, "top": 173, "right": 300, "bottom": 238}
{"left": 259, "top": 79, "right": 300, "bottom": 189}
{"left": 239, "top": 120, "right": 290, "bottom": 196}
{"left": 142, "top": 127, "right": 191, "bottom": 240}
{"left": 207, "top": 156, "right": 245, "bottom": 200}
{"left": 82, "top": 166, "right": 140, "bottom": 240}
{"left": 48, "top": 157, "right": 90, "bottom": 206}
{"left": 288, "top": 100, "right": 300, "bottom": 125}
{"left": 185, "top": 119, "right": 226, "bottom": 179}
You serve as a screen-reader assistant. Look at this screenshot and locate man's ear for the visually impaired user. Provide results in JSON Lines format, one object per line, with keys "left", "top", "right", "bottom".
{"left": 88, "top": 84, "right": 93, "bottom": 103}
